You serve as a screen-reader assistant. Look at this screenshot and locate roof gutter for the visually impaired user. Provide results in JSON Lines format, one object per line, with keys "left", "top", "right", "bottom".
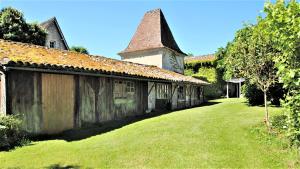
{"left": 3, "top": 66, "right": 206, "bottom": 85}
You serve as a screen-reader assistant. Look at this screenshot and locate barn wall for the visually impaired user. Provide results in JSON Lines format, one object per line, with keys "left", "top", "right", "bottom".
{"left": 7, "top": 70, "right": 204, "bottom": 134}
{"left": 77, "top": 76, "right": 148, "bottom": 127}
{"left": 0, "top": 72, "right": 6, "bottom": 115}
{"left": 148, "top": 82, "right": 156, "bottom": 112}
{"left": 185, "top": 84, "right": 191, "bottom": 107}
{"left": 77, "top": 76, "right": 108, "bottom": 126}
{"left": 190, "top": 85, "right": 204, "bottom": 106}
{"left": 171, "top": 83, "right": 178, "bottom": 110}
{"left": 155, "top": 83, "right": 172, "bottom": 112}
{"left": 41, "top": 73, "right": 75, "bottom": 134}
{"left": 8, "top": 71, "right": 43, "bottom": 134}
{"left": 112, "top": 79, "right": 147, "bottom": 119}
{"left": 177, "top": 85, "right": 186, "bottom": 109}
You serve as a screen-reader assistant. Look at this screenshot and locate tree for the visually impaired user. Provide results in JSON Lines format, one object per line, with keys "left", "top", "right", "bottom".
{"left": 0, "top": 7, "right": 46, "bottom": 46}
{"left": 70, "top": 46, "right": 89, "bottom": 54}
{"left": 223, "top": 21, "right": 278, "bottom": 129}
{"left": 264, "top": 0, "right": 300, "bottom": 145}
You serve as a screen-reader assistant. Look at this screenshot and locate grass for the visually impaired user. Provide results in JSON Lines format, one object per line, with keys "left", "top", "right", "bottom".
{"left": 0, "top": 98, "right": 299, "bottom": 168}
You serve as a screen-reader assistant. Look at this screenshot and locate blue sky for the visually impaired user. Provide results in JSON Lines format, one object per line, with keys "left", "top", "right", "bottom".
{"left": 0, "top": 0, "right": 265, "bottom": 59}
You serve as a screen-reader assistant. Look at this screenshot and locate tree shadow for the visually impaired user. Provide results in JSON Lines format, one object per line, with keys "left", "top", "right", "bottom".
{"left": 197, "top": 101, "right": 221, "bottom": 107}
{"left": 45, "top": 164, "right": 80, "bottom": 169}
{"left": 32, "top": 101, "right": 220, "bottom": 142}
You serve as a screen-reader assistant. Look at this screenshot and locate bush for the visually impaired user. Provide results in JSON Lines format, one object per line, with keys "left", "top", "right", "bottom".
{"left": 268, "top": 83, "right": 285, "bottom": 106}
{"left": 0, "top": 115, "right": 26, "bottom": 150}
{"left": 242, "top": 82, "right": 285, "bottom": 106}
{"left": 242, "top": 83, "right": 264, "bottom": 106}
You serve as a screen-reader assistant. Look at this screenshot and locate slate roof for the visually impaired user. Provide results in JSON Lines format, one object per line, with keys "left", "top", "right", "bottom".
{"left": 119, "top": 9, "right": 186, "bottom": 55}
{"left": 40, "top": 17, "right": 69, "bottom": 50}
{"left": 185, "top": 54, "right": 216, "bottom": 63}
{"left": 0, "top": 40, "right": 208, "bottom": 85}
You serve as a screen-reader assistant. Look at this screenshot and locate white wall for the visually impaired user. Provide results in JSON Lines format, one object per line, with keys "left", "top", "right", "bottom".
{"left": 44, "top": 22, "right": 68, "bottom": 50}
{"left": 162, "top": 49, "right": 185, "bottom": 74}
{"left": 121, "top": 49, "right": 163, "bottom": 68}
{"left": 120, "top": 48, "right": 185, "bottom": 74}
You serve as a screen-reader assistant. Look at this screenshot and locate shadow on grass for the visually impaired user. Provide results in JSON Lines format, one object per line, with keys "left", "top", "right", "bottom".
{"left": 32, "top": 101, "right": 220, "bottom": 142}
{"left": 45, "top": 164, "right": 80, "bottom": 169}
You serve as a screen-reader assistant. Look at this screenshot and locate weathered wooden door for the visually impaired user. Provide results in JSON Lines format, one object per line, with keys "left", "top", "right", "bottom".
{"left": 42, "top": 73, "right": 75, "bottom": 134}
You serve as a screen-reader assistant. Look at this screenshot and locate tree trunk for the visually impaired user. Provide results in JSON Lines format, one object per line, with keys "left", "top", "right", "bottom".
{"left": 264, "top": 90, "right": 270, "bottom": 131}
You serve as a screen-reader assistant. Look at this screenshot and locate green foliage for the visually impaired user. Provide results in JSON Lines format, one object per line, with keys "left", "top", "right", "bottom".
{"left": 0, "top": 7, "right": 47, "bottom": 46}
{"left": 219, "top": 0, "right": 300, "bottom": 145}
{"left": 184, "top": 60, "right": 216, "bottom": 73}
{"left": 242, "top": 82, "right": 285, "bottom": 106}
{"left": 184, "top": 69, "right": 194, "bottom": 76}
{"left": 193, "top": 67, "right": 224, "bottom": 99}
{"left": 270, "top": 114, "right": 288, "bottom": 132}
{"left": 193, "top": 67, "right": 216, "bottom": 83}
{"left": 70, "top": 46, "right": 89, "bottom": 54}
{"left": 263, "top": 0, "right": 300, "bottom": 146}
{"left": 242, "top": 82, "right": 264, "bottom": 106}
{"left": 203, "top": 83, "right": 223, "bottom": 99}
{"left": 0, "top": 115, "right": 26, "bottom": 150}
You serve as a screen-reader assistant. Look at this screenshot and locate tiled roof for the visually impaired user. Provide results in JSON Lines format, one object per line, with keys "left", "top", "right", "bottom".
{"left": 119, "top": 9, "right": 186, "bottom": 55}
{"left": 0, "top": 40, "right": 208, "bottom": 85}
{"left": 185, "top": 54, "right": 216, "bottom": 63}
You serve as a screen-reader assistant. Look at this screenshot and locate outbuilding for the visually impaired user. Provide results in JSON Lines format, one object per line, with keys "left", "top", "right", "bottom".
{"left": 0, "top": 40, "right": 207, "bottom": 134}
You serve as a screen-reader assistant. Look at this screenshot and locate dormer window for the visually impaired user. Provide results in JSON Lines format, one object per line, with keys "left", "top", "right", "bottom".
{"left": 50, "top": 41, "right": 56, "bottom": 48}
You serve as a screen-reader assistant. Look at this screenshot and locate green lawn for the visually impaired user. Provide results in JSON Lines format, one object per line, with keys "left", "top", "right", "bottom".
{"left": 0, "top": 98, "right": 299, "bottom": 168}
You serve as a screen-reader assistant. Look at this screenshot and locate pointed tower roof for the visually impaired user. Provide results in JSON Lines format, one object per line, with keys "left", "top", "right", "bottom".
{"left": 119, "top": 9, "right": 186, "bottom": 55}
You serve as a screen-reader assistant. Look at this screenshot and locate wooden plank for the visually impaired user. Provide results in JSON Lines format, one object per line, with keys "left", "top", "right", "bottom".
{"left": 0, "top": 72, "right": 4, "bottom": 115}
{"left": 8, "top": 71, "right": 43, "bottom": 133}
{"left": 42, "top": 73, "right": 75, "bottom": 134}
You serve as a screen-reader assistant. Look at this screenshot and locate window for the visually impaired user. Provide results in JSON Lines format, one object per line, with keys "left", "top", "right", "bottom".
{"left": 156, "top": 83, "right": 170, "bottom": 99}
{"left": 126, "top": 81, "right": 135, "bottom": 93}
{"left": 50, "top": 41, "right": 56, "bottom": 48}
{"left": 178, "top": 86, "right": 185, "bottom": 100}
{"left": 114, "top": 80, "right": 135, "bottom": 99}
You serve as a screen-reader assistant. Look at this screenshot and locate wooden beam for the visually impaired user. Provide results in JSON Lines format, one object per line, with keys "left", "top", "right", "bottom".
{"left": 148, "top": 82, "right": 155, "bottom": 96}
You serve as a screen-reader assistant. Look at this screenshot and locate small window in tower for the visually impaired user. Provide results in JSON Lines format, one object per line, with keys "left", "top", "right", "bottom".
{"left": 50, "top": 41, "right": 56, "bottom": 48}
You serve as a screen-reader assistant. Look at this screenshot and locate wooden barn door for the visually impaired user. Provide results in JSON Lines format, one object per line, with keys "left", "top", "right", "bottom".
{"left": 42, "top": 73, "right": 75, "bottom": 134}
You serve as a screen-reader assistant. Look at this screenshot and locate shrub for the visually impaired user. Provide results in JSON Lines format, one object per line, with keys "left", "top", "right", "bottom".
{"left": 268, "top": 83, "right": 285, "bottom": 106}
{"left": 242, "top": 83, "right": 264, "bottom": 106}
{"left": 242, "top": 82, "right": 285, "bottom": 106}
{"left": 0, "top": 115, "right": 26, "bottom": 150}
{"left": 184, "top": 69, "right": 194, "bottom": 76}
